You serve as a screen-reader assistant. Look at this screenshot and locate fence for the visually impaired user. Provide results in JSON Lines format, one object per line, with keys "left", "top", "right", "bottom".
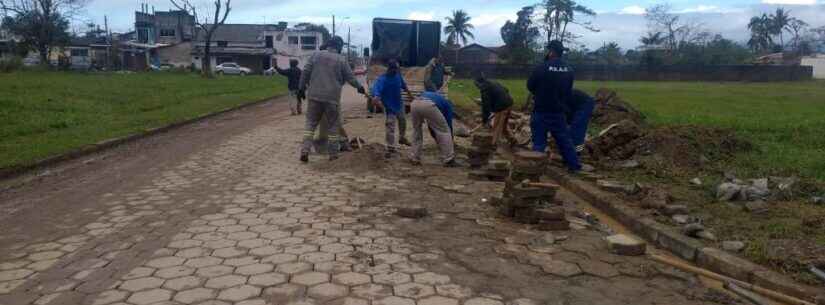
{"left": 452, "top": 64, "right": 813, "bottom": 82}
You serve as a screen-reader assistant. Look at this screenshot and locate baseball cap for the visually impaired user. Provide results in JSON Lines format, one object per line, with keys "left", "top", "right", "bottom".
{"left": 547, "top": 40, "right": 568, "bottom": 54}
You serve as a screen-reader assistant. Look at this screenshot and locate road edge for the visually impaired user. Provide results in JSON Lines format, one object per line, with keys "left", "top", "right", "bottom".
{"left": 544, "top": 166, "right": 820, "bottom": 302}
{"left": 0, "top": 95, "right": 285, "bottom": 181}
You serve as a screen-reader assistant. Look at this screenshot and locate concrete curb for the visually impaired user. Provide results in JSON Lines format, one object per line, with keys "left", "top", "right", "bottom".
{"left": 0, "top": 95, "right": 284, "bottom": 181}
{"left": 544, "top": 166, "right": 820, "bottom": 301}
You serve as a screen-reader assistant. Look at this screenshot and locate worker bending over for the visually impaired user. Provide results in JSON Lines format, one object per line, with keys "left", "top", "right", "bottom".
{"left": 474, "top": 76, "right": 514, "bottom": 145}
{"left": 527, "top": 40, "right": 581, "bottom": 173}
{"left": 370, "top": 60, "right": 414, "bottom": 158}
{"left": 409, "top": 84, "right": 458, "bottom": 167}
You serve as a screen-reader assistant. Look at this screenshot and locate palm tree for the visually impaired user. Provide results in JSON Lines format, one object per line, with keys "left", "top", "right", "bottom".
{"left": 444, "top": 10, "right": 475, "bottom": 47}
{"left": 640, "top": 32, "right": 665, "bottom": 48}
{"left": 540, "top": 0, "right": 597, "bottom": 43}
{"left": 770, "top": 8, "right": 792, "bottom": 49}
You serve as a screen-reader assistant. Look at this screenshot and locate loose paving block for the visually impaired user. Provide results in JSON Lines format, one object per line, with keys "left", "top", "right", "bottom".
{"left": 540, "top": 260, "right": 582, "bottom": 277}
{"left": 605, "top": 234, "right": 646, "bottom": 256}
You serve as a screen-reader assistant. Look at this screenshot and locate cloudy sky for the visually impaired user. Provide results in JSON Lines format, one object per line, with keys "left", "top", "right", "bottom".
{"left": 80, "top": 0, "right": 825, "bottom": 50}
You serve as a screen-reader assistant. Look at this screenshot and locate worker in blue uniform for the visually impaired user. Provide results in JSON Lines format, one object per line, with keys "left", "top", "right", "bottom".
{"left": 566, "top": 89, "right": 596, "bottom": 152}
{"left": 526, "top": 40, "right": 581, "bottom": 173}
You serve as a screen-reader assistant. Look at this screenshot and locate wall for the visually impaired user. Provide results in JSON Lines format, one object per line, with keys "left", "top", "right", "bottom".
{"left": 453, "top": 64, "right": 814, "bottom": 82}
{"left": 801, "top": 56, "right": 825, "bottom": 79}
{"left": 157, "top": 42, "right": 192, "bottom": 67}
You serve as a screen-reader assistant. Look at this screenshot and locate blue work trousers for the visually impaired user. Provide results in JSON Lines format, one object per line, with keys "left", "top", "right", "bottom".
{"left": 531, "top": 112, "right": 581, "bottom": 172}
{"left": 568, "top": 100, "right": 595, "bottom": 146}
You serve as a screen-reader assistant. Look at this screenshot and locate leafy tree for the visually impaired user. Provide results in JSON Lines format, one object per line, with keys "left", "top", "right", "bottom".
{"left": 537, "top": 0, "right": 597, "bottom": 43}
{"left": 594, "top": 42, "right": 622, "bottom": 65}
{"left": 444, "top": 10, "right": 474, "bottom": 47}
{"left": 0, "top": 0, "right": 86, "bottom": 65}
{"left": 500, "top": 6, "right": 540, "bottom": 64}
{"left": 787, "top": 19, "right": 808, "bottom": 54}
{"left": 170, "top": 0, "right": 232, "bottom": 78}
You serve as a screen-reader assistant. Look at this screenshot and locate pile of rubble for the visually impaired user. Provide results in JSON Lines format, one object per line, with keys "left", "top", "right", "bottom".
{"left": 497, "top": 151, "right": 569, "bottom": 231}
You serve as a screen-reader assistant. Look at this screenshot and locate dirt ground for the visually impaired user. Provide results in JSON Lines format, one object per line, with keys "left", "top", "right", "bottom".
{"left": 0, "top": 86, "right": 745, "bottom": 305}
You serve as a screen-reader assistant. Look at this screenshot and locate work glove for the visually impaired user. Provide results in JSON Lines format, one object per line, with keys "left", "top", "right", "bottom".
{"left": 357, "top": 86, "right": 366, "bottom": 95}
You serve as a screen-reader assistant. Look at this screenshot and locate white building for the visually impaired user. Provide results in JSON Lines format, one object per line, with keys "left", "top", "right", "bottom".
{"left": 801, "top": 54, "right": 825, "bottom": 79}
{"left": 266, "top": 26, "right": 324, "bottom": 69}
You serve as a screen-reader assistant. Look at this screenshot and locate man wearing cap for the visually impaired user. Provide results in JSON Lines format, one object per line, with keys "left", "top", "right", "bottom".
{"left": 298, "top": 36, "right": 367, "bottom": 162}
{"left": 527, "top": 40, "right": 581, "bottom": 173}
{"left": 424, "top": 54, "right": 452, "bottom": 91}
{"left": 474, "top": 76, "right": 515, "bottom": 145}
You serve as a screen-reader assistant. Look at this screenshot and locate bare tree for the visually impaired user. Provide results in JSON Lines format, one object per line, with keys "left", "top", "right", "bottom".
{"left": 170, "top": 0, "right": 231, "bottom": 77}
{"left": 645, "top": 4, "right": 708, "bottom": 52}
{"left": 0, "top": 0, "right": 87, "bottom": 64}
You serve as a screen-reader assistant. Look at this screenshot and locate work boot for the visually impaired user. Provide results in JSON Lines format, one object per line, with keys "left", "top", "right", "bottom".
{"left": 444, "top": 159, "right": 460, "bottom": 168}
{"left": 399, "top": 138, "right": 412, "bottom": 146}
{"left": 300, "top": 152, "right": 309, "bottom": 163}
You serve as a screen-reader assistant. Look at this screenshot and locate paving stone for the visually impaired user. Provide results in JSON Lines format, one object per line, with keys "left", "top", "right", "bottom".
{"left": 419, "top": 296, "right": 460, "bottom": 305}
{"left": 374, "top": 296, "right": 416, "bottom": 305}
{"left": 0, "top": 260, "right": 30, "bottom": 271}
{"left": 213, "top": 247, "right": 247, "bottom": 258}
{"left": 237, "top": 239, "right": 269, "bottom": 249}
{"left": 508, "top": 298, "right": 540, "bottom": 305}
{"left": 284, "top": 244, "right": 319, "bottom": 255}
{"left": 0, "top": 268, "right": 34, "bottom": 281}
{"left": 236, "top": 300, "right": 267, "bottom": 305}
{"left": 325, "top": 297, "right": 369, "bottom": 305}
{"left": 352, "top": 283, "right": 393, "bottom": 300}
{"left": 276, "top": 262, "right": 313, "bottom": 274}
{"left": 394, "top": 283, "right": 435, "bottom": 299}
{"left": 413, "top": 272, "right": 450, "bottom": 285}
{"left": 196, "top": 265, "right": 235, "bottom": 278}
{"left": 291, "top": 272, "right": 330, "bottom": 286}
{"left": 91, "top": 289, "right": 129, "bottom": 305}
{"left": 185, "top": 257, "right": 222, "bottom": 268}
{"left": 163, "top": 276, "right": 205, "bottom": 291}
{"left": 0, "top": 279, "right": 25, "bottom": 294}
{"left": 127, "top": 288, "right": 174, "bottom": 305}
{"left": 147, "top": 256, "right": 186, "bottom": 269}
{"left": 465, "top": 298, "right": 505, "bottom": 305}
{"left": 262, "top": 253, "right": 298, "bottom": 264}
{"left": 28, "top": 251, "right": 64, "bottom": 261}
{"left": 235, "top": 263, "right": 274, "bottom": 276}
{"left": 248, "top": 272, "right": 288, "bottom": 286}
{"left": 224, "top": 256, "right": 259, "bottom": 267}
{"left": 373, "top": 253, "right": 406, "bottom": 265}
{"left": 307, "top": 283, "right": 349, "bottom": 301}
{"left": 176, "top": 247, "right": 210, "bottom": 259}
{"left": 174, "top": 287, "right": 217, "bottom": 304}
{"left": 373, "top": 272, "right": 411, "bottom": 285}
{"left": 435, "top": 284, "right": 473, "bottom": 299}
{"left": 300, "top": 252, "right": 335, "bottom": 264}
{"left": 120, "top": 277, "right": 165, "bottom": 292}
{"left": 264, "top": 283, "right": 307, "bottom": 304}
{"left": 217, "top": 284, "right": 261, "bottom": 302}
{"left": 205, "top": 274, "right": 247, "bottom": 289}
{"left": 156, "top": 266, "right": 196, "bottom": 279}
{"left": 578, "top": 260, "right": 620, "bottom": 278}
{"left": 333, "top": 272, "right": 372, "bottom": 286}
{"left": 605, "top": 234, "right": 646, "bottom": 256}
{"left": 540, "top": 260, "right": 582, "bottom": 277}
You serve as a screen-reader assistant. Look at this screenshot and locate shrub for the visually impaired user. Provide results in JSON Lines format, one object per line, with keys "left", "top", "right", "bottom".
{"left": 0, "top": 56, "right": 24, "bottom": 73}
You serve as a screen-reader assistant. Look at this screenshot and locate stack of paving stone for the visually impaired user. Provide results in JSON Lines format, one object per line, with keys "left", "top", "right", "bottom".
{"left": 467, "top": 131, "right": 495, "bottom": 168}
{"left": 468, "top": 159, "right": 510, "bottom": 181}
{"left": 498, "top": 151, "right": 569, "bottom": 231}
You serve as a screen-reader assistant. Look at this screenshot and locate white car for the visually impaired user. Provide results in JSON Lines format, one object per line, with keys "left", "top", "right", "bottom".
{"left": 215, "top": 62, "right": 252, "bottom": 76}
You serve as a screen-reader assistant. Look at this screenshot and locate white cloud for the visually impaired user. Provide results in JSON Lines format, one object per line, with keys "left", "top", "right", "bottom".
{"left": 619, "top": 5, "right": 647, "bottom": 15}
{"left": 761, "top": 0, "right": 817, "bottom": 4}
{"left": 677, "top": 5, "right": 720, "bottom": 13}
{"left": 407, "top": 11, "right": 435, "bottom": 21}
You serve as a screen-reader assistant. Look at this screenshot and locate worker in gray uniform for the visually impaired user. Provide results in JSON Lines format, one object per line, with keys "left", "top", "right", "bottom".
{"left": 298, "top": 36, "right": 366, "bottom": 162}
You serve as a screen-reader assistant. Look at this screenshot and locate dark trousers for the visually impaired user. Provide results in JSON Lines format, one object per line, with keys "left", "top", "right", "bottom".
{"left": 531, "top": 112, "right": 581, "bottom": 171}
{"left": 568, "top": 100, "right": 595, "bottom": 146}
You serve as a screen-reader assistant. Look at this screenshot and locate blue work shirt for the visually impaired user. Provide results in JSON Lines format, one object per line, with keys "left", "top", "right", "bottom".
{"left": 371, "top": 73, "right": 408, "bottom": 115}
{"left": 421, "top": 91, "right": 454, "bottom": 132}
{"left": 527, "top": 58, "right": 574, "bottom": 114}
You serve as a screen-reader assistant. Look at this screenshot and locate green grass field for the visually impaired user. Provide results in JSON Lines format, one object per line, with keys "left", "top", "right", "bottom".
{"left": 0, "top": 71, "right": 287, "bottom": 169}
{"left": 450, "top": 79, "right": 825, "bottom": 181}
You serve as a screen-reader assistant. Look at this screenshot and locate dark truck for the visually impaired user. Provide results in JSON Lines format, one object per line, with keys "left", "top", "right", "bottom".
{"left": 367, "top": 18, "right": 443, "bottom": 112}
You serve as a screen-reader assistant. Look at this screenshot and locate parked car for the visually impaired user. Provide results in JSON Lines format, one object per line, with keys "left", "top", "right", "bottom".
{"left": 215, "top": 62, "right": 252, "bottom": 76}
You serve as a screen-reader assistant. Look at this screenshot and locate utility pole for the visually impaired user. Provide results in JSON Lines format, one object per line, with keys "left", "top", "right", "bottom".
{"left": 105, "top": 15, "right": 112, "bottom": 69}
{"left": 347, "top": 26, "right": 351, "bottom": 62}
{"left": 332, "top": 15, "right": 336, "bottom": 37}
